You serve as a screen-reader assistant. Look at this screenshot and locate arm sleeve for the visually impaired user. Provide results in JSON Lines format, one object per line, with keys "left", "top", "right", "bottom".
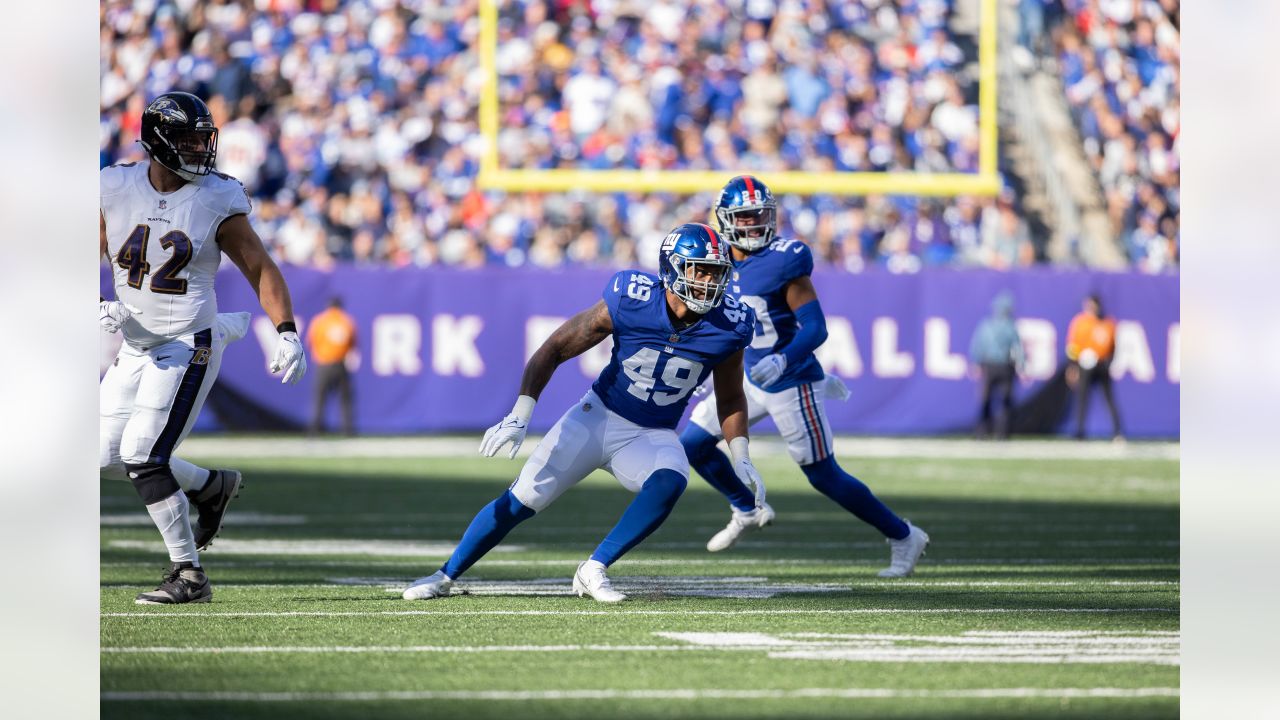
{"left": 1009, "top": 324, "right": 1025, "bottom": 368}
{"left": 1065, "top": 316, "right": 1082, "bottom": 361}
{"left": 225, "top": 177, "right": 252, "bottom": 217}
{"left": 969, "top": 322, "right": 985, "bottom": 363}
{"left": 781, "top": 241, "right": 815, "bottom": 283}
{"left": 601, "top": 270, "right": 631, "bottom": 323}
{"left": 779, "top": 299, "right": 828, "bottom": 366}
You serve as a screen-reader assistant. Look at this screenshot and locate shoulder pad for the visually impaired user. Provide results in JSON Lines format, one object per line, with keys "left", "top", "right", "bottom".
{"left": 99, "top": 162, "right": 136, "bottom": 197}
{"left": 199, "top": 171, "right": 253, "bottom": 217}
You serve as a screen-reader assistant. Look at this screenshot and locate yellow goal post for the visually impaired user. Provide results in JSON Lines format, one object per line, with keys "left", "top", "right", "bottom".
{"left": 476, "top": 0, "right": 999, "bottom": 197}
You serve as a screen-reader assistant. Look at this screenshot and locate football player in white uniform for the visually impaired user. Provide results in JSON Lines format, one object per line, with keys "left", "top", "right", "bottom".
{"left": 100, "top": 92, "right": 307, "bottom": 604}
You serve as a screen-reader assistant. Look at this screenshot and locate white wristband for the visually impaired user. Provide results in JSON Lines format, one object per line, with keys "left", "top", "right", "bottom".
{"left": 728, "top": 436, "right": 750, "bottom": 464}
{"left": 512, "top": 395, "right": 536, "bottom": 424}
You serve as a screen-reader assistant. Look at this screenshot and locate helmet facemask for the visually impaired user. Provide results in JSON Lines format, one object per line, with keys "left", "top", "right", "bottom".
{"left": 667, "top": 254, "right": 731, "bottom": 315}
{"left": 717, "top": 203, "right": 776, "bottom": 252}
{"left": 146, "top": 123, "right": 218, "bottom": 182}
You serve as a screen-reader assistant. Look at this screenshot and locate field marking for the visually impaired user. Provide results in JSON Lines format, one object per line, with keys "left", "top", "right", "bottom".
{"left": 102, "top": 607, "right": 1179, "bottom": 619}
{"left": 104, "top": 540, "right": 1173, "bottom": 565}
{"left": 654, "top": 630, "right": 1179, "bottom": 665}
{"left": 332, "top": 575, "right": 849, "bottom": 599}
{"left": 100, "top": 557, "right": 1182, "bottom": 572}
{"left": 175, "top": 434, "right": 1179, "bottom": 461}
{"left": 98, "top": 579, "right": 1179, "bottom": 590}
{"left": 106, "top": 539, "right": 524, "bottom": 556}
{"left": 100, "top": 687, "right": 1180, "bottom": 702}
{"left": 101, "top": 512, "right": 306, "bottom": 527}
{"left": 102, "top": 630, "right": 1178, "bottom": 666}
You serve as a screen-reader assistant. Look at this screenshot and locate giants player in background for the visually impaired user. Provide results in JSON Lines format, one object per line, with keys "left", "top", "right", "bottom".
{"left": 681, "top": 176, "right": 930, "bottom": 578}
{"left": 100, "top": 92, "right": 307, "bottom": 604}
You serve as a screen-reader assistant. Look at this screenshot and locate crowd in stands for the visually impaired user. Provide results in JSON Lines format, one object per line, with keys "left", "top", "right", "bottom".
{"left": 99, "top": 0, "right": 1172, "bottom": 274}
{"left": 1047, "top": 0, "right": 1179, "bottom": 272}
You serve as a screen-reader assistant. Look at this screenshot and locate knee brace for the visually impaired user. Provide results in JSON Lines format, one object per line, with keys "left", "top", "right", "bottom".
{"left": 124, "top": 462, "right": 181, "bottom": 505}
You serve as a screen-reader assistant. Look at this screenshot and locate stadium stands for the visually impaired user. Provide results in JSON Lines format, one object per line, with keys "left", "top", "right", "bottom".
{"left": 1052, "top": 0, "right": 1179, "bottom": 272}
{"left": 100, "top": 0, "right": 1174, "bottom": 274}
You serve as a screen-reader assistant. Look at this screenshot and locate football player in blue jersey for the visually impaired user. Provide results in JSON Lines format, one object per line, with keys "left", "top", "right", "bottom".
{"left": 680, "top": 176, "right": 930, "bottom": 577}
{"left": 403, "top": 223, "right": 762, "bottom": 602}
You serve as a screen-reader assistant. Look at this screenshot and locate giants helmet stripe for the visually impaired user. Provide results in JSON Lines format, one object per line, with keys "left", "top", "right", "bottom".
{"left": 704, "top": 224, "right": 722, "bottom": 256}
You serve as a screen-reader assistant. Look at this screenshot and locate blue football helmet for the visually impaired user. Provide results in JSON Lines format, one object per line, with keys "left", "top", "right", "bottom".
{"left": 658, "top": 223, "right": 732, "bottom": 315}
{"left": 714, "top": 175, "right": 777, "bottom": 252}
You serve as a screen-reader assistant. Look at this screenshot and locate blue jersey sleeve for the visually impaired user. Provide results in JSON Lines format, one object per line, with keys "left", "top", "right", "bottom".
{"left": 602, "top": 270, "right": 630, "bottom": 320}
{"left": 778, "top": 240, "right": 815, "bottom": 284}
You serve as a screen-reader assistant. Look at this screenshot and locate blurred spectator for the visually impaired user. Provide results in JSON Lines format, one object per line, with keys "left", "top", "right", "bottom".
{"left": 1052, "top": 0, "right": 1180, "bottom": 273}
{"left": 1065, "top": 293, "right": 1124, "bottom": 440}
{"left": 99, "top": 0, "right": 1072, "bottom": 273}
{"left": 306, "top": 297, "right": 359, "bottom": 436}
{"left": 968, "top": 292, "right": 1024, "bottom": 439}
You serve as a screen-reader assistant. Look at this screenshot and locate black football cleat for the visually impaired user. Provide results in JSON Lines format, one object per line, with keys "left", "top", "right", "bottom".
{"left": 135, "top": 562, "right": 212, "bottom": 604}
{"left": 188, "top": 469, "right": 242, "bottom": 550}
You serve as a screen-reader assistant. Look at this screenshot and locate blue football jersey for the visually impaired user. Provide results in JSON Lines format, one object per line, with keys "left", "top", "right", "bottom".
{"left": 592, "top": 270, "right": 755, "bottom": 429}
{"left": 730, "top": 237, "right": 826, "bottom": 392}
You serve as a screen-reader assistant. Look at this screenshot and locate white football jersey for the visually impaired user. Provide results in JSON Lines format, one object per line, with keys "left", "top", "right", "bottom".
{"left": 101, "top": 160, "right": 251, "bottom": 348}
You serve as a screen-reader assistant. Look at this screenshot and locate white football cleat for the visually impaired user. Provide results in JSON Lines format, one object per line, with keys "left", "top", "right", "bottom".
{"left": 402, "top": 570, "right": 454, "bottom": 600}
{"left": 878, "top": 521, "right": 930, "bottom": 578}
{"left": 706, "top": 502, "right": 775, "bottom": 552}
{"left": 573, "top": 560, "right": 627, "bottom": 603}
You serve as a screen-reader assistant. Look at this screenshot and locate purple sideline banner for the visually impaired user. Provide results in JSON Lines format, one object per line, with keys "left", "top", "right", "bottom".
{"left": 102, "top": 266, "right": 1180, "bottom": 438}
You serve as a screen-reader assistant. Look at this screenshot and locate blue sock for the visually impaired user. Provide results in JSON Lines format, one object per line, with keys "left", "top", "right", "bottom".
{"left": 801, "top": 457, "right": 909, "bottom": 540}
{"left": 441, "top": 489, "right": 536, "bottom": 579}
{"left": 590, "top": 470, "right": 687, "bottom": 566}
{"left": 680, "top": 424, "right": 756, "bottom": 512}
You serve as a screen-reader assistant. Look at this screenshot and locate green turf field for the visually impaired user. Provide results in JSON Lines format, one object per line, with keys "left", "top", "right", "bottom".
{"left": 100, "top": 444, "right": 1179, "bottom": 719}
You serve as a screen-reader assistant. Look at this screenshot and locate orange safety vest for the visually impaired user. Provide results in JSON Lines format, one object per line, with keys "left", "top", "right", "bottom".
{"left": 306, "top": 308, "right": 357, "bottom": 365}
{"left": 1065, "top": 312, "right": 1116, "bottom": 362}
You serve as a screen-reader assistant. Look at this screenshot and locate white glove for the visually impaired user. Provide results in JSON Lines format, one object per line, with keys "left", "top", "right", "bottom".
{"left": 728, "top": 437, "right": 766, "bottom": 507}
{"left": 748, "top": 353, "right": 787, "bottom": 389}
{"left": 99, "top": 300, "right": 141, "bottom": 334}
{"left": 822, "top": 372, "right": 851, "bottom": 402}
{"left": 691, "top": 382, "right": 712, "bottom": 398}
{"left": 269, "top": 330, "right": 307, "bottom": 384}
{"left": 481, "top": 395, "right": 535, "bottom": 459}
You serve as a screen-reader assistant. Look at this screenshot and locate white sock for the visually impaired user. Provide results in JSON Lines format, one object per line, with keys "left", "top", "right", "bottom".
{"left": 171, "top": 458, "right": 212, "bottom": 493}
{"left": 145, "top": 491, "right": 199, "bottom": 566}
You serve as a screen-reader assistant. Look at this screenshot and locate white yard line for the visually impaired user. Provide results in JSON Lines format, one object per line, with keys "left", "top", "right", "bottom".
{"left": 103, "top": 540, "right": 1174, "bottom": 565}
{"left": 100, "top": 687, "right": 1180, "bottom": 701}
{"left": 98, "top": 580, "right": 1179, "bottom": 590}
{"left": 99, "top": 645, "right": 1179, "bottom": 665}
{"left": 101, "top": 607, "right": 1179, "bottom": 619}
{"left": 176, "top": 435, "right": 1178, "bottom": 461}
{"left": 102, "top": 629, "right": 1181, "bottom": 665}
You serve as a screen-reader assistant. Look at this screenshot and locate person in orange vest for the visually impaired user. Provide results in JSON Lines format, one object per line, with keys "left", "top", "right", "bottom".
{"left": 1065, "top": 293, "right": 1123, "bottom": 440}
{"left": 306, "top": 297, "right": 358, "bottom": 435}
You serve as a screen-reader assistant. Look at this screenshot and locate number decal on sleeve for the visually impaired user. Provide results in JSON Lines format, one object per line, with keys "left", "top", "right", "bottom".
{"left": 738, "top": 295, "right": 778, "bottom": 349}
{"left": 113, "top": 225, "right": 194, "bottom": 295}
{"left": 621, "top": 348, "right": 704, "bottom": 406}
{"left": 626, "top": 274, "right": 654, "bottom": 301}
